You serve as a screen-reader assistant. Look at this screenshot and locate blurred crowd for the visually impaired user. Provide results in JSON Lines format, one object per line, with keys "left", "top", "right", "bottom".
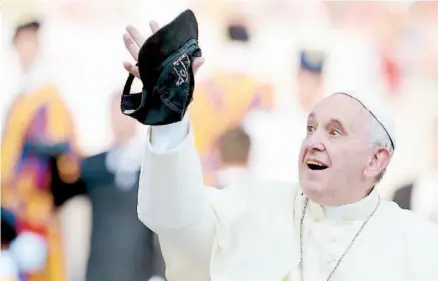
{"left": 1, "top": 1, "right": 437, "bottom": 281}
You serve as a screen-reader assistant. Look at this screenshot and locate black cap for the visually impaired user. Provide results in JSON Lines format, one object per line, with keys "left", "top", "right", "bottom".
{"left": 121, "top": 9, "right": 202, "bottom": 126}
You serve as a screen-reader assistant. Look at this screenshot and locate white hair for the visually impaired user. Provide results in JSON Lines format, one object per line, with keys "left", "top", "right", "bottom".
{"left": 370, "top": 117, "right": 394, "bottom": 183}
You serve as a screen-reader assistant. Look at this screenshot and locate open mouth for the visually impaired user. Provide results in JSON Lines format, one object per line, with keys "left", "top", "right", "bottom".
{"left": 306, "top": 160, "right": 328, "bottom": 171}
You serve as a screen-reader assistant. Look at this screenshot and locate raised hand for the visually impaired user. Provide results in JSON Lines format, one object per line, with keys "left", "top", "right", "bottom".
{"left": 122, "top": 21, "right": 204, "bottom": 79}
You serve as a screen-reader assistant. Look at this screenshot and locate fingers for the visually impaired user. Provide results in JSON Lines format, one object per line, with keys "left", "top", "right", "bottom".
{"left": 123, "top": 20, "right": 203, "bottom": 79}
{"left": 149, "top": 21, "right": 160, "bottom": 33}
{"left": 124, "top": 22, "right": 159, "bottom": 60}
{"left": 126, "top": 25, "right": 146, "bottom": 47}
{"left": 123, "top": 61, "right": 140, "bottom": 78}
{"left": 123, "top": 33, "right": 140, "bottom": 60}
{"left": 192, "top": 57, "right": 205, "bottom": 75}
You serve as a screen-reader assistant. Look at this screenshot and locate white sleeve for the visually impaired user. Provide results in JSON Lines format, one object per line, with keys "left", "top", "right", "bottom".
{"left": 139, "top": 114, "right": 249, "bottom": 279}
{"left": 138, "top": 117, "right": 216, "bottom": 272}
{"left": 150, "top": 113, "right": 190, "bottom": 153}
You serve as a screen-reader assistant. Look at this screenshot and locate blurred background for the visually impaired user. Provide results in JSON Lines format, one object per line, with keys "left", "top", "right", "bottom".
{"left": 1, "top": 0, "right": 437, "bottom": 281}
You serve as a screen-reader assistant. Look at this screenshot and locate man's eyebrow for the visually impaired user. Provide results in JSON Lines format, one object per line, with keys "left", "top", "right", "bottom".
{"left": 330, "top": 118, "right": 346, "bottom": 130}
{"left": 307, "top": 114, "right": 347, "bottom": 130}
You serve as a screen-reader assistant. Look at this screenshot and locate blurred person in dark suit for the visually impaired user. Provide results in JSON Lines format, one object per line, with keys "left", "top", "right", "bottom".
{"left": 83, "top": 92, "right": 165, "bottom": 281}
{"left": 393, "top": 117, "right": 438, "bottom": 224}
{"left": 213, "top": 127, "right": 251, "bottom": 188}
{"left": 1, "top": 17, "right": 90, "bottom": 281}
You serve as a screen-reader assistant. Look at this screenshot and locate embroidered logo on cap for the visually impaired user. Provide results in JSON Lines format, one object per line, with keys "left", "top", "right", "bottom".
{"left": 173, "top": 53, "right": 191, "bottom": 86}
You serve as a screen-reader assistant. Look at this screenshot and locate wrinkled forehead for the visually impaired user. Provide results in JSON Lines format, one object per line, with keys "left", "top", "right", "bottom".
{"left": 308, "top": 93, "right": 371, "bottom": 129}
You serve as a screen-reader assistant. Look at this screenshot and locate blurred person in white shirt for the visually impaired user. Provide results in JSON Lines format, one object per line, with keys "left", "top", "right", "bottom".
{"left": 245, "top": 49, "right": 326, "bottom": 183}
{"left": 213, "top": 127, "right": 252, "bottom": 188}
{"left": 393, "top": 117, "right": 438, "bottom": 224}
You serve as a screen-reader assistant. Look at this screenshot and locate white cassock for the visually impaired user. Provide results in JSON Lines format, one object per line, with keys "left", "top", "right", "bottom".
{"left": 137, "top": 116, "right": 438, "bottom": 281}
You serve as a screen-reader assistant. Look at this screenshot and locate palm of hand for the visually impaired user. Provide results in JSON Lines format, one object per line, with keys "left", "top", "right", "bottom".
{"left": 122, "top": 21, "right": 204, "bottom": 79}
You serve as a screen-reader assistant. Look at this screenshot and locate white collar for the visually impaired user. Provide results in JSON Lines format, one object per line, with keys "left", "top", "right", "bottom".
{"left": 105, "top": 137, "right": 143, "bottom": 190}
{"left": 18, "top": 57, "right": 50, "bottom": 94}
{"left": 106, "top": 137, "right": 143, "bottom": 174}
{"left": 215, "top": 166, "right": 249, "bottom": 188}
{"left": 298, "top": 188, "right": 381, "bottom": 221}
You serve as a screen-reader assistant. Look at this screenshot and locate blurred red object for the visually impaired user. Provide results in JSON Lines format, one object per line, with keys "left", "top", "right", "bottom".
{"left": 381, "top": 52, "right": 401, "bottom": 95}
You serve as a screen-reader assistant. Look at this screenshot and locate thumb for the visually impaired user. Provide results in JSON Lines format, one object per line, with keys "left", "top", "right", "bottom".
{"left": 192, "top": 57, "right": 205, "bottom": 75}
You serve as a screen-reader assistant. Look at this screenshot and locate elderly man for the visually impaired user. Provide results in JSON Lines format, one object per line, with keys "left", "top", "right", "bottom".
{"left": 122, "top": 22, "right": 438, "bottom": 281}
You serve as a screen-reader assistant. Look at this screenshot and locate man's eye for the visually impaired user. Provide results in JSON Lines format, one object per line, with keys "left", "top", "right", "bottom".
{"left": 330, "top": 129, "right": 342, "bottom": 137}
{"left": 307, "top": 125, "right": 315, "bottom": 133}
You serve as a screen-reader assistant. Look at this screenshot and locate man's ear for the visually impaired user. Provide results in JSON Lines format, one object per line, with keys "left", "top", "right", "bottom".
{"left": 363, "top": 148, "right": 391, "bottom": 180}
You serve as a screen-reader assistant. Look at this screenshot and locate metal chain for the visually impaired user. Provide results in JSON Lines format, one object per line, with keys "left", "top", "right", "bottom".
{"left": 299, "top": 197, "right": 381, "bottom": 281}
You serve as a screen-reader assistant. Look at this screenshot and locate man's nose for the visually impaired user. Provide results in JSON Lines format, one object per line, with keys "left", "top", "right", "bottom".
{"left": 304, "top": 132, "right": 325, "bottom": 152}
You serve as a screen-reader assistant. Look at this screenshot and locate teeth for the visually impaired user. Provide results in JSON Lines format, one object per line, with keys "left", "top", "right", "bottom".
{"left": 307, "top": 160, "right": 324, "bottom": 166}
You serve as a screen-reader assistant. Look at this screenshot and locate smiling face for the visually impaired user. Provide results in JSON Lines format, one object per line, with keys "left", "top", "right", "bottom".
{"left": 298, "top": 93, "right": 392, "bottom": 206}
